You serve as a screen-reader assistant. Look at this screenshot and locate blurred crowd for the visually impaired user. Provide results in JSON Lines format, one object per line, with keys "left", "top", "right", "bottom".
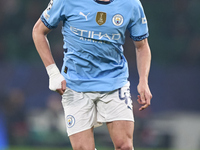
{"left": 0, "top": 0, "right": 200, "bottom": 149}
{"left": 0, "top": 0, "right": 200, "bottom": 65}
{"left": 0, "top": 0, "right": 64, "bottom": 64}
{"left": 0, "top": 88, "right": 68, "bottom": 147}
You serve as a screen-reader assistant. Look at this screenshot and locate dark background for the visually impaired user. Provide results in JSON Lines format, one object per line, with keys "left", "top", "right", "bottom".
{"left": 0, "top": 0, "right": 200, "bottom": 149}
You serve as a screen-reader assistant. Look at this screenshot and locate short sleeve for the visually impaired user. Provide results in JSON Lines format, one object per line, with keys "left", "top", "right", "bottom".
{"left": 127, "top": 0, "right": 149, "bottom": 41}
{"left": 40, "top": 0, "right": 65, "bottom": 29}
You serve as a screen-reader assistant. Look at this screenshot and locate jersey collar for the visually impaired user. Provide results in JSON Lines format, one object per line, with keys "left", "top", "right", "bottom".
{"left": 94, "top": 0, "right": 114, "bottom": 4}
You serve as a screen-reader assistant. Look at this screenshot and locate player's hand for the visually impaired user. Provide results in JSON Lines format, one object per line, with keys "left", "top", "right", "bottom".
{"left": 137, "top": 81, "right": 152, "bottom": 111}
{"left": 49, "top": 74, "right": 66, "bottom": 95}
{"left": 55, "top": 80, "right": 66, "bottom": 95}
{"left": 46, "top": 64, "right": 66, "bottom": 95}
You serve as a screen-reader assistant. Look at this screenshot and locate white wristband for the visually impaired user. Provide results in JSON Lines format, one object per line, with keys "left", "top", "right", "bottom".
{"left": 46, "top": 64, "right": 60, "bottom": 77}
{"left": 46, "top": 64, "right": 65, "bottom": 91}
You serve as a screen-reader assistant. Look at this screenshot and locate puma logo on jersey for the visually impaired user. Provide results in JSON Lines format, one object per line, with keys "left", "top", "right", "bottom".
{"left": 79, "top": 12, "right": 90, "bottom": 21}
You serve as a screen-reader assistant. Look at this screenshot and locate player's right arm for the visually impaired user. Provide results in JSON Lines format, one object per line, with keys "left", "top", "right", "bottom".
{"left": 32, "top": 19, "right": 66, "bottom": 95}
{"left": 32, "top": 19, "right": 54, "bottom": 67}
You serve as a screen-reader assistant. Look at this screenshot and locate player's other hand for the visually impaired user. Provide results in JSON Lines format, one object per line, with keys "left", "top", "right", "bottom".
{"left": 46, "top": 64, "right": 66, "bottom": 95}
{"left": 56, "top": 80, "right": 66, "bottom": 95}
{"left": 49, "top": 74, "right": 66, "bottom": 95}
{"left": 137, "top": 81, "right": 152, "bottom": 111}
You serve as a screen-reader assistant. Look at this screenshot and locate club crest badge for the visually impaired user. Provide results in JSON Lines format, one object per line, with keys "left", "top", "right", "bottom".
{"left": 66, "top": 115, "right": 75, "bottom": 128}
{"left": 96, "top": 12, "right": 107, "bottom": 26}
{"left": 112, "top": 14, "right": 123, "bottom": 26}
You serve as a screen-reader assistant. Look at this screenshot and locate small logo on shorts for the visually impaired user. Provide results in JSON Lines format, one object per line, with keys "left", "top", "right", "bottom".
{"left": 67, "top": 115, "right": 75, "bottom": 128}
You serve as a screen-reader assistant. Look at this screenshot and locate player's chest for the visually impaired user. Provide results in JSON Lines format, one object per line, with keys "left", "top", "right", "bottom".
{"left": 65, "top": 2, "right": 131, "bottom": 31}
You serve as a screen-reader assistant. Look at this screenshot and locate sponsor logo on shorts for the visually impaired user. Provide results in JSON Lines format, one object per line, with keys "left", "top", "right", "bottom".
{"left": 67, "top": 115, "right": 75, "bottom": 128}
{"left": 118, "top": 87, "right": 132, "bottom": 110}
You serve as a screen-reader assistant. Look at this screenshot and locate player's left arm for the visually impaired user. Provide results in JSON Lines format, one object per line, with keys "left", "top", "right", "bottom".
{"left": 134, "top": 38, "right": 152, "bottom": 111}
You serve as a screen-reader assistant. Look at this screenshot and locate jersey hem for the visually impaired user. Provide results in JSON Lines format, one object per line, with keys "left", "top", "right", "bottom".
{"left": 65, "top": 78, "right": 128, "bottom": 92}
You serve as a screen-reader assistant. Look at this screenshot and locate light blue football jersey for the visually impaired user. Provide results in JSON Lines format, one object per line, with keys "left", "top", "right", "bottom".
{"left": 41, "top": 0, "right": 149, "bottom": 92}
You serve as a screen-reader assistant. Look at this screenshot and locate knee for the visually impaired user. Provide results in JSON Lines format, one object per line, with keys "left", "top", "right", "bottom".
{"left": 114, "top": 140, "right": 133, "bottom": 150}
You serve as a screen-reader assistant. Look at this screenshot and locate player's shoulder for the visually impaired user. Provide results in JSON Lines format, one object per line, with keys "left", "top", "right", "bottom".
{"left": 49, "top": 0, "right": 71, "bottom": 5}
{"left": 46, "top": 0, "right": 64, "bottom": 7}
{"left": 47, "top": 0, "right": 71, "bottom": 10}
{"left": 122, "top": 0, "right": 141, "bottom": 10}
{"left": 128, "top": 0, "right": 144, "bottom": 12}
{"left": 121, "top": 0, "right": 141, "bottom": 9}
{"left": 130, "top": 0, "right": 142, "bottom": 6}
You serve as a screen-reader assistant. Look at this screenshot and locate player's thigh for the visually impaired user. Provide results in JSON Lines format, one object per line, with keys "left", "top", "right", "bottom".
{"left": 107, "top": 120, "right": 134, "bottom": 149}
{"left": 61, "top": 87, "right": 97, "bottom": 136}
{"left": 69, "top": 128, "right": 95, "bottom": 150}
{"left": 97, "top": 81, "right": 134, "bottom": 123}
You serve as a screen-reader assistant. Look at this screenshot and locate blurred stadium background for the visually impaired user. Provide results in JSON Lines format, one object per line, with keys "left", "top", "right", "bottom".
{"left": 0, "top": 0, "right": 200, "bottom": 150}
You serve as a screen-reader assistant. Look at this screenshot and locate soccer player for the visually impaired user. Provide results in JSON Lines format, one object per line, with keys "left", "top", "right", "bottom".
{"left": 32, "top": 0, "right": 152, "bottom": 149}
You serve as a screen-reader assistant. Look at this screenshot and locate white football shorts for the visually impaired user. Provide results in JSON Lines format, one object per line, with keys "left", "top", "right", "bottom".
{"left": 61, "top": 81, "right": 134, "bottom": 136}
